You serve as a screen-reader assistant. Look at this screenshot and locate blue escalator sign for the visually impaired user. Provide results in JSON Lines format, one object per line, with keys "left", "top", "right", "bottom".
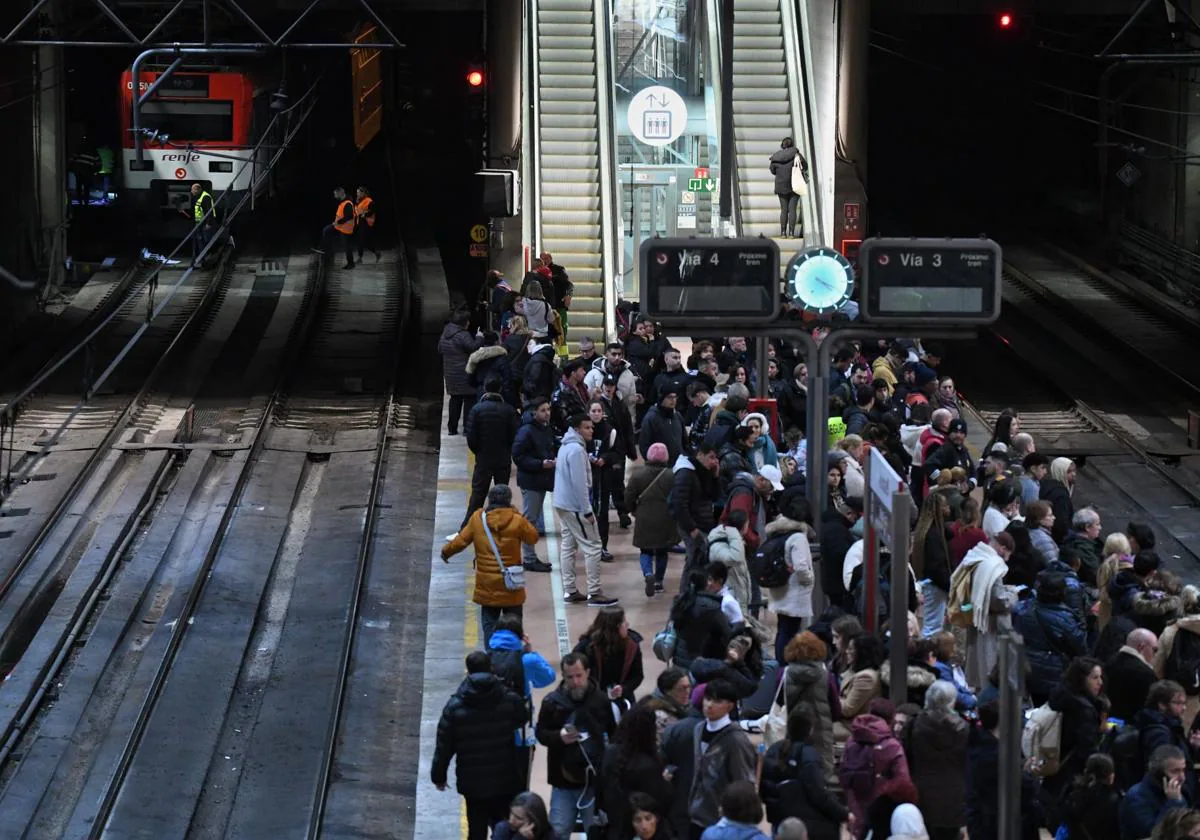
{"left": 640, "top": 237, "right": 780, "bottom": 322}
{"left": 859, "top": 236, "right": 1003, "bottom": 325}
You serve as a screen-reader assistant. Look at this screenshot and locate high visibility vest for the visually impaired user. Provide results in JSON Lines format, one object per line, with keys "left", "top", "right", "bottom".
{"left": 355, "top": 196, "right": 375, "bottom": 227}
{"left": 194, "top": 191, "right": 213, "bottom": 223}
{"left": 334, "top": 200, "right": 356, "bottom": 235}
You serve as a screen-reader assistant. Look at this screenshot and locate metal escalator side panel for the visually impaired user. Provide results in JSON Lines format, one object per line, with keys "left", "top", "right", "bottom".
{"left": 791, "top": 0, "right": 838, "bottom": 249}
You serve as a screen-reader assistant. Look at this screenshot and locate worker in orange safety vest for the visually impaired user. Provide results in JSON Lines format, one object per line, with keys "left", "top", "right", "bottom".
{"left": 317, "top": 186, "right": 357, "bottom": 269}
{"left": 354, "top": 186, "right": 380, "bottom": 264}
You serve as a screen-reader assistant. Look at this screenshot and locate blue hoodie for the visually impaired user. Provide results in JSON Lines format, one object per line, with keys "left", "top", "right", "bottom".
{"left": 553, "top": 427, "right": 592, "bottom": 513}
{"left": 485, "top": 629, "right": 556, "bottom": 696}
{"left": 700, "top": 818, "right": 771, "bottom": 840}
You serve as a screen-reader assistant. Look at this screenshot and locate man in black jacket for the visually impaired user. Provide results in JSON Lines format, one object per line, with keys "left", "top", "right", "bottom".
{"left": 512, "top": 399, "right": 556, "bottom": 572}
{"left": 536, "top": 653, "right": 617, "bottom": 839}
{"left": 652, "top": 349, "right": 691, "bottom": 403}
{"left": 672, "top": 445, "right": 721, "bottom": 589}
{"left": 432, "top": 651, "right": 530, "bottom": 840}
{"left": 639, "top": 389, "right": 686, "bottom": 465}
{"left": 522, "top": 339, "right": 559, "bottom": 404}
{"left": 463, "top": 375, "right": 519, "bottom": 527}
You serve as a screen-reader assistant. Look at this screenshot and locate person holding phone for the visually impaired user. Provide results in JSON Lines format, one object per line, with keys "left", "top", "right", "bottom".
{"left": 1119, "top": 745, "right": 1190, "bottom": 840}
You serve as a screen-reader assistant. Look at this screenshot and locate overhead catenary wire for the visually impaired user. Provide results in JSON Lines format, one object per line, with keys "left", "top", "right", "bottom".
{"left": 0, "top": 76, "right": 323, "bottom": 501}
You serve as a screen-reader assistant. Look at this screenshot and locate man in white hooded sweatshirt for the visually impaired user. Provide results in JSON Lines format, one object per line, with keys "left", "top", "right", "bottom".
{"left": 554, "top": 414, "right": 618, "bottom": 606}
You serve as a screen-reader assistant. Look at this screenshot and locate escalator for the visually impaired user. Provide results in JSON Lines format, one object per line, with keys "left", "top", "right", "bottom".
{"left": 722, "top": 0, "right": 823, "bottom": 247}
{"left": 530, "top": 0, "right": 617, "bottom": 339}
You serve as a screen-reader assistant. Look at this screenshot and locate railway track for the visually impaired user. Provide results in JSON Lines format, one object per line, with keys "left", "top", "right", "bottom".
{"left": 949, "top": 244, "right": 1200, "bottom": 570}
{"left": 0, "top": 241, "right": 411, "bottom": 837}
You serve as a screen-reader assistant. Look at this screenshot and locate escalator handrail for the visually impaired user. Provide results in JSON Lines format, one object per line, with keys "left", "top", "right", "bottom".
{"left": 526, "top": 1, "right": 543, "bottom": 254}
{"left": 595, "top": 0, "right": 621, "bottom": 341}
{"left": 783, "top": 0, "right": 827, "bottom": 247}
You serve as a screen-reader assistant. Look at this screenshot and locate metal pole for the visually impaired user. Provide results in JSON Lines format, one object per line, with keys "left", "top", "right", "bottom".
{"left": 5, "top": 40, "right": 399, "bottom": 48}
{"left": 137, "top": 57, "right": 183, "bottom": 106}
{"left": 889, "top": 489, "right": 912, "bottom": 705}
{"left": 3, "top": 0, "right": 55, "bottom": 43}
{"left": 863, "top": 455, "right": 877, "bottom": 633}
{"left": 276, "top": 0, "right": 324, "bottom": 47}
{"left": 997, "top": 633, "right": 1025, "bottom": 840}
{"left": 141, "top": 0, "right": 188, "bottom": 46}
{"left": 755, "top": 337, "right": 769, "bottom": 398}
{"left": 718, "top": 0, "right": 733, "bottom": 226}
{"left": 1097, "top": 0, "right": 1156, "bottom": 57}
{"left": 202, "top": 0, "right": 210, "bottom": 45}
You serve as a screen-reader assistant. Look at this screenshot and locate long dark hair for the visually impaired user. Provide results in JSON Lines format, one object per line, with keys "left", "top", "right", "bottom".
{"left": 614, "top": 705, "right": 661, "bottom": 775}
{"left": 582, "top": 606, "right": 627, "bottom": 665}
{"left": 1071, "top": 753, "right": 1114, "bottom": 794}
{"left": 983, "top": 409, "right": 1018, "bottom": 455}
{"left": 671, "top": 571, "right": 709, "bottom": 626}
{"left": 510, "top": 791, "right": 552, "bottom": 839}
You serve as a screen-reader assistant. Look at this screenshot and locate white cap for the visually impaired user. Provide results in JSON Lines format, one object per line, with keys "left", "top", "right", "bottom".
{"left": 759, "top": 464, "right": 784, "bottom": 492}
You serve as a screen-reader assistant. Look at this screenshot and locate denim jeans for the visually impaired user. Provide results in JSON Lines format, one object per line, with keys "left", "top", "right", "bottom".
{"left": 921, "top": 580, "right": 948, "bottom": 638}
{"left": 639, "top": 549, "right": 669, "bottom": 581}
{"left": 774, "top": 614, "right": 806, "bottom": 664}
{"left": 521, "top": 489, "right": 547, "bottom": 561}
{"left": 480, "top": 605, "right": 523, "bottom": 649}
{"left": 549, "top": 785, "right": 596, "bottom": 839}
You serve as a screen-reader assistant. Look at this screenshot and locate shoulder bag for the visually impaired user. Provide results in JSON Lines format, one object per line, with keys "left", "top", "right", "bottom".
{"left": 481, "top": 510, "right": 525, "bottom": 591}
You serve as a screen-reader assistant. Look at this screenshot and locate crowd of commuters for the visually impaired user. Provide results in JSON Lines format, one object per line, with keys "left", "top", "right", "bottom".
{"left": 434, "top": 291, "right": 1196, "bottom": 840}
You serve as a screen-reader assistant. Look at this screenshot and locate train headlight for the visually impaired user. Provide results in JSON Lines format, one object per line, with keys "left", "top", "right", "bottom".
{"left": 208, "top": 161, "right": 233, "bottom": 173}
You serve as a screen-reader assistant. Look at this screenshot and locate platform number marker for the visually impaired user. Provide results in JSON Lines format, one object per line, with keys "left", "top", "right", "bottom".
{"left": 1116, "top": 162, "right": 1141, "bottom": 188}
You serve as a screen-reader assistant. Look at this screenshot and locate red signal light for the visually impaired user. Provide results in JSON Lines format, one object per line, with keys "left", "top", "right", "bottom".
{"left": 466, "top": 69, "right": 484, "bottom": 87}
{"left": 998, "top": 12, "right": 1013, "bottom": 28}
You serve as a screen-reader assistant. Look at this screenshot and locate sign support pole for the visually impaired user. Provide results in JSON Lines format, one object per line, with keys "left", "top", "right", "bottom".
{"left": 889, "top": 489, "right": 912, "bottom": 705}
{"left": 862, "top": 455, "right": 877, "bottom": 633}
{"left": 998, "top": 633, "right": 1026, "bottom": 840}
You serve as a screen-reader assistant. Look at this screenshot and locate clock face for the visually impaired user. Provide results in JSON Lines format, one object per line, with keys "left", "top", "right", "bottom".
{"left": 786, "top": 247, "right": 855, "bottom": 314}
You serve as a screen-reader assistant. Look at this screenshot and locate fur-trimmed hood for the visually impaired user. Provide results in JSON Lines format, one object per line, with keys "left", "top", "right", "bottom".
{"left": 1132, "top": 570, "right": 1183, "bottom": 618}
{"left": 880, "top": 660, "right": 938, "bottom": 691}
{"left": 765, "top": 515, "right": 815, "bottom": 539}
{"left": 465, "top": 344, "right": 508, "bottom": 373}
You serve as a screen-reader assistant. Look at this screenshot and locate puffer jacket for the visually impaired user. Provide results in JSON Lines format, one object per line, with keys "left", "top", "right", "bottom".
{"left": 1044, "top": 558, "right": 1090, "bottom": 630}
{"left": 880, "top": 660, "right": 938, "bottom": 710}
{"left": 442, "top": 506, "right": 538, "bottom": 608}
{"left": 466, "top": 344, "right": 512, "bottom": 403}
{"left": 671, "top": 454, "right": 719, "bottom": 535}
{"left": 511, "top": 411, "right": 556, "bottom": 492}
{"left": 1014, "top": 598, "right": 1087, "bottom": 700}
{"left": 438, "top": 322, "right": 481, "bottom": 396}
{"left": 521, "top": 344, "right": 559, "bottom": 402}
{"left": 768, "top": 145, "right": 802, "bottom": 196}
{"left": 625, "top": 462, "right": 678, "bottom": 550}
{"left": 765, "top": 517, "right": 816, "bottom": 619}
{"left": 784, "top": 660, "right": 835, "bottom": 781}
{"left": 1134, "top": 707, "right": 1198, "bottom": 804}
{"left": 707, "top": 524, "right": 753, "bottom": 609}
{"left": 465, "top": 393, "right": 519, "bottom": 467}
{"left": 842, "top": 714, "right": 911, "bottom": 838}
{"left": 1029, "top": 525, "right": 1059, "bottom": 566}
{"left": 904, "top": 711, "right": 968, "bottom": 830}
{"left": 431, "top": 672, "right": 529, "bottom": 797}
{"left": 671, "top": 590, "right": 732, "bottom": 670}
{"left": 1039, "top": 478, "right": 1073, "bottom": 544}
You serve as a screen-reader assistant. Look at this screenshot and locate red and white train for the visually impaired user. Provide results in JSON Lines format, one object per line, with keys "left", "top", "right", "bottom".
{"left": 118, "top": 66, "right": 278, "bottom": 234}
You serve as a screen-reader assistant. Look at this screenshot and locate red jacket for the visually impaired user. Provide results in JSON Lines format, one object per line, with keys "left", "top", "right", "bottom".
{"left": 721, "top": 482, "right": 762, "bottom": 551}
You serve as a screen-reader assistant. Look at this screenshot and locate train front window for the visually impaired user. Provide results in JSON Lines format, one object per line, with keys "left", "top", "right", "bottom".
{"left": 140, "top": 100, "right": 234, "bottom": 142}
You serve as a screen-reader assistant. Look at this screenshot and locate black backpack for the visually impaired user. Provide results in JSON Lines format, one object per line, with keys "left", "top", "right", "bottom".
{"left": 490, "top": 647, "right": 527, "bottom": 697}
{"left": 1166, "top": 629, "right": 1200, "bottom": 695}
{"left": 854, "top": 568, "right": 892, "bottom": 624}
{"left": 752, "top": 533, "right": 792, "bottom": 589}
{"left": 1102, "top": 721, "right": 1143, "bottom": 793}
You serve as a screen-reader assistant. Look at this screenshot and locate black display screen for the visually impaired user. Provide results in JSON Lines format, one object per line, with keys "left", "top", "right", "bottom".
{"left": 860, "top": 237, "right": 1002, "bottom": 324}
{"left": 640, "top": 238, "right": 780, "bottom": 321}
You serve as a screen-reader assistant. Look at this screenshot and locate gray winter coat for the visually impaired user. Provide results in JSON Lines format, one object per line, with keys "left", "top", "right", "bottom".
{"left": 784, "top": 660, "right": 835, "bottom": 782}
{"left": 439, "top": 323, "right": 481, "bottom": 396}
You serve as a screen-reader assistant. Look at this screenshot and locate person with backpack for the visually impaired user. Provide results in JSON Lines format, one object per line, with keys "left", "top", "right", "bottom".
{"left": 1063, "top": 754, "right": 1122, "bottom": 840}
{"left": 762, "top": 497, "right": 816, "bottom": 664}
{"left": 671, "top": 445, "right": 722, "bottom": 591}
{"left": 707, "top": 509, "right": 753, "bottom": 616}
{"left": 431, "top": 651, "right": 534, "bottom": 840}
{"left": 486, "top": 613, "right": 558, "bottom": 700}
{"left": 670, "top": 570, "right": 734, "bottom": 671}
{"left": 1040, "top": 657, "right": 1107, "bottom": 805}
{"left": 1015, "top": 573, "right": 1088, "bottom": 707}
{"left": 761, "top": 712, "right": 848, "bottom": 840}
{"left": 949, "top": 532, "right": 1017, "bottom": 689}
{"left": 911, "top": 491, "right": 953, "bottom": 639}
{"left": 841, "top": 699, "right": 912, "bottom": 839}
{"left": 782, "top": 631, "right": 836, "bottom": 783}
{"left": 1155, "top": 585, "right": 1200, "bottom": 728}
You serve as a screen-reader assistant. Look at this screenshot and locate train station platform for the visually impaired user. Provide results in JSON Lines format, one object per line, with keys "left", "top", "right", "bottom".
{"left": 414, "top": 392, "right": 679, "bottom": 840}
